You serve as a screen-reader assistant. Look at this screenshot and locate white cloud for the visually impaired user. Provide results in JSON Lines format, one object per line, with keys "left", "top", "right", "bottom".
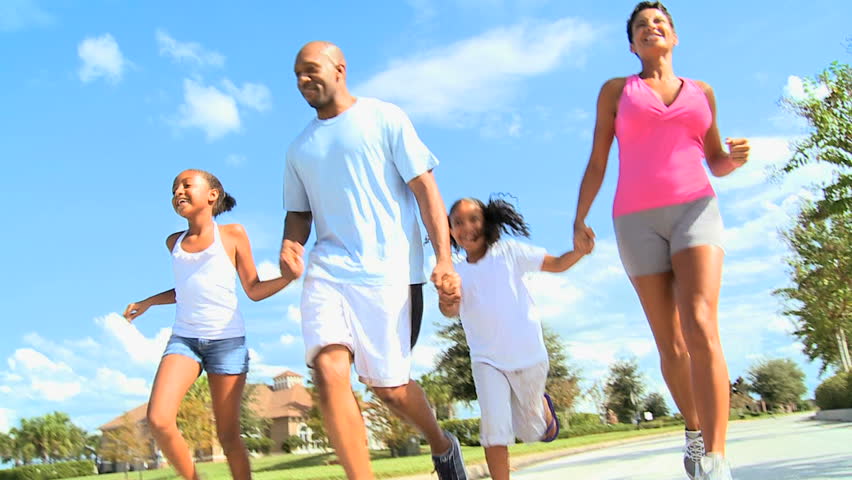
{"left": 8, "top": 348, "right": 73, "bottom": 374}
{"left": 0, "top": 0, "right": 52, "bottom": 32}
{"left": 356, "top": 17, "right": 598, "bottom": 124}
{"left": 412, "top": 344, "right": 441, "bottom": 370}
{"left": 722, "top": 257, "right": 781, "bottom": 286}
{"left": 280, "top": 334, "right": 297, "bottom": 346}
{"left": 524, "top": 272, "right": 584, "bottom": 320}
{"left": 776, "top": 342, "right": 805, "bottom": 356}
{"left": 156, "top": 29, "right": 225, "bottom": 68}
{"left": 257, "top": 260, "right": 280, "bottom": 281}
{"left": 766, "top": 316, "right": 796, "bottom": 335}
{"left": 286, "top": 305, "right": 301, "bottom": 324}
{"left": 94, "top": 368, "right": 149, "bottom": 397}
{"left": 78, "top": 34, "right": 127, "bottom": 84}
{"left": 783, "top": 75, "right": 829, "bottom": 102}
{"left": 226, "top": 153, "right": 247, "bottom": 167}
{"left": 31, "top": 380, "right": 82, "bottom": 402}
{"left": 95, "top": 312, "right": 171, "bottom": 367}
{"left": 174, "top": 78, "right": 240, "bottom": 140}
{"left": 222, "top": 79, "right": 272, "bottom": 112}
{"left": 0, "top": 408, "right": 14, "bottom": 433}
{"left": 723, "top": 193, "right": 802, "bottom": 253}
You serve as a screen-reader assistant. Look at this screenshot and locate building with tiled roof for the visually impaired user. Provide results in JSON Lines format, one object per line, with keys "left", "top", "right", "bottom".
{"left": 98, "top": 371, "right": 316, "bottom": 472}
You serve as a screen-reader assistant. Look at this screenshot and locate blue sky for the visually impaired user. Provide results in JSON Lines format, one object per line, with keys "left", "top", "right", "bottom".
{"left": 1, "top": 0, "right": 850, "bottom": 433}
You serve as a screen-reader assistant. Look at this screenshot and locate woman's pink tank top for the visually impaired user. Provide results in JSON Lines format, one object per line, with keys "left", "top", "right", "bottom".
{"left": 613, "top": 74, "right": 714, "bottom": 217}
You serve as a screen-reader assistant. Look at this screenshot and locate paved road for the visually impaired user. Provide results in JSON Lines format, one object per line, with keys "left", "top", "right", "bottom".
{"left": 512, "top": 413, "right": 851, "bottom": 479}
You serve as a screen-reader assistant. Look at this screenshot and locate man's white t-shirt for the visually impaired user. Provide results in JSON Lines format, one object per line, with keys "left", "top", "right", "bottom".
{"left": 455, "top": 238, "right": 549, "bottom": 370}
{"left": 284, "top": 97, "right": 438, "bottom": 285}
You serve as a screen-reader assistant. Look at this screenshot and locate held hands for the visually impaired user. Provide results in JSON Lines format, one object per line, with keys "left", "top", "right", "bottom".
{"left": 437, "top": 272, "right": 462, "bottom": 306}
{"left": 573, "top": 222, "right": 596, "bottom": 256}
{"left": 279, "top": 239, "right": 306, "bottom": 281}
{"left": 726, "top": 138, "right": 750, "bottom": 166}
{"left": 123, "top": 301, "right": 150, "bottom": 322}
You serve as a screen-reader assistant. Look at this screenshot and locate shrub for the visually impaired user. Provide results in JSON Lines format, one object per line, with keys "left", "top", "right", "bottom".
{"left": 0, "top": 460, "right": 95, "bottom": 480}
{"left": 281, "top": 435, "right": 306, "bottom": 454}
{"left": 245, "top": 436, "right": 273, "bottom": 454}
{"left": 439, "top": 418, "right": 481, "bottom": 446}
{"left": 815, "top": 372, "right": 852, "bottom": 410}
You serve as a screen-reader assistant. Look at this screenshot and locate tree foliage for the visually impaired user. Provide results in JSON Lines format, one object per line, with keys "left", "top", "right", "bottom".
{"left": 176, "top": 375, "right": 215, "bottom": 456}
{"left": 642, "top": 392, "right": 670, "bottom": 419}
{"left": 604, "top": 358, "right": 646, "bottom": 424}
{"left": 780, "top": 61, "right": 852, "bottom": 218}
{"left": 747, "top": 358, "right": 807, "bottom": 411}
{"left": 433, "top": 320, "right": 582, "bottom": 411}
{"left": 774, "top": 206, "right": 852, "bottom": 373}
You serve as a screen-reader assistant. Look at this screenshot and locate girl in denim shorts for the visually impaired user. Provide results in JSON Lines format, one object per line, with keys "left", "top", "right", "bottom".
{"left": 124, "top": 169, "right": 303, "bottom": 480}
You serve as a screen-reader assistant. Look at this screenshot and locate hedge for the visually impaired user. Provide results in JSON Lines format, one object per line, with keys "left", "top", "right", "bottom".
{"left": 0, "top": 460, "right": 95, "bottom": 480}
{"left": 815, "top": 371, "right": 852, "bottom": 410}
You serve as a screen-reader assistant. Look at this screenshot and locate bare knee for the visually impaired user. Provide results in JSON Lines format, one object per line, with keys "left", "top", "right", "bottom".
{"left": 373, "top": 384, "right": 409, "bottom": 409}
{"left": 146, "top": 408, "right": 177, "bottom": 436}
{"left": 680, "top": 296, "right": 721, "bottom": 353}
{"left": 217, "top": 427, "right": 243, "bottom": 454}
{"left": 313, "top": 349, "right": 352, "bottom": 395}
{"left": 658, "top": 336, "right": 690, "bottom": 367}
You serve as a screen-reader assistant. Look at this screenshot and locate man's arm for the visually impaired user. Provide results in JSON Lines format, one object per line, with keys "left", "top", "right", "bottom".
{"left": 408, "top": 171, "right": 453, "bottom": 285}
{"left": 280, "top": 211, "right": 312, "bottom": 279}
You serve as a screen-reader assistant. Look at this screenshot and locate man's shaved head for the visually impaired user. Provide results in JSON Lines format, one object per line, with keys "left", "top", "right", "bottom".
{"left": 296, "top": 41, "right": 346, "bottom": 69}
{"left": 293, "top": 41, "right": 353, "bottom": 117}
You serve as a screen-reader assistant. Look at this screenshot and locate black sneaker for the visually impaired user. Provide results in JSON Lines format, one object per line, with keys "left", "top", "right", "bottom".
{"left": 431, "top": 432, "right": 467, "bottom": 480}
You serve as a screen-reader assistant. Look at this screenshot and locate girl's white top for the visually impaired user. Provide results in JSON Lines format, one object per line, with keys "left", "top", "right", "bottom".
{"left": 172, "top": 223, "right": 245, "bottom": 339}
{"left": 454, "top": 238, "right": 548, "bottom": 370}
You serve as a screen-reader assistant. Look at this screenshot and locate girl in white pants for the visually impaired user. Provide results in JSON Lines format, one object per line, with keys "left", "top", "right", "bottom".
{"left": 438, "top": 197, "right": 593, "bottom": 480}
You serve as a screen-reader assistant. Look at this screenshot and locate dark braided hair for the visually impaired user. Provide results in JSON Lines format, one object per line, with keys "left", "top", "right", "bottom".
{"left": 626, "top": 2, "right": 675, "bottom": 44}
{"left": 448, "top": 195, "right": 530, "bottom": 251}
{"left": 192, "top": 169, "right": 237, "bottom": 217}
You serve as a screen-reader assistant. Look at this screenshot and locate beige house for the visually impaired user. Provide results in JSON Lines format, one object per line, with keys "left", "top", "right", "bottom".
{"left": 98, "top": 370, "right": 315, "bottom": 472}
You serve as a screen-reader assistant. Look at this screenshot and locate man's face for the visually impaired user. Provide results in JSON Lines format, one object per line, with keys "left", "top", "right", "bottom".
{"left": 294, "top": 48, "right": 340, "bottom": 109}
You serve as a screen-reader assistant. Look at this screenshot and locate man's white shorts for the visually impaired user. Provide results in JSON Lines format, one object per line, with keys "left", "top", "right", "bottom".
{"left": 300, "top": 277, "right": 412, "bottom": 387}
{"left": 473, "top": 360, "right": 549, "bottom": 447}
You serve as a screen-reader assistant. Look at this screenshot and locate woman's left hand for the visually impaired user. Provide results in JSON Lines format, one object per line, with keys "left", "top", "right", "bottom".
{"left": 726, "top": 138, "right": 750, "bottom": 166}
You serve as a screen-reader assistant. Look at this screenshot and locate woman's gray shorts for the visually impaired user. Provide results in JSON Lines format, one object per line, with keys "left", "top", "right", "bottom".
{"left": 613, "top": 196, "right": 724, "bottom": 277}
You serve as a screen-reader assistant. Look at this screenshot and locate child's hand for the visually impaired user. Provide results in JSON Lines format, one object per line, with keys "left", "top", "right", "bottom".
{"left": 279, "top": 240, "right": 305, "bottom": 281}
{"left": 438, "top": 272, "right": 461, "bottom": 305}
{"left": 123, "top": 301, "right": 149, "bottom": 322}
{"left": 575, "top": 226, "right": 595, "bottom": 255}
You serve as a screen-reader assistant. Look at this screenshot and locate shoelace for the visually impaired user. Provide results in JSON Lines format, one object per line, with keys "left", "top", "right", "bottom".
{"left": 685, "top": 435, "right": 705, "bottom": 477}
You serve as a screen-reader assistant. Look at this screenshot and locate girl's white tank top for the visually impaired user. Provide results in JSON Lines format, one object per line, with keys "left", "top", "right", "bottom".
{"left": 171, "top": 223, "right": 245, "bottom": 339}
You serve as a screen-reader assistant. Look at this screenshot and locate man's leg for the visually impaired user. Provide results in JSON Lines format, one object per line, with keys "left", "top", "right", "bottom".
{"left": 314, "top": 345, "right": 373, "bottom": 480}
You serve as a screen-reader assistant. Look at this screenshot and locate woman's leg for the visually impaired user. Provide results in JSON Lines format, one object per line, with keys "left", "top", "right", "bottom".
{"left": 671, "top": 245, "right": 728, "bottom": 454}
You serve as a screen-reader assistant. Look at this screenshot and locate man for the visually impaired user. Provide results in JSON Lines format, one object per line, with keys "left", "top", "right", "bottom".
{"left": 279, "top": 41, "right": 466, "bottom": 480}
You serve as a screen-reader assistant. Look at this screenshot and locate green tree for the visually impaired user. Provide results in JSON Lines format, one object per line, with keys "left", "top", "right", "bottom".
{"left": 176, "top": 375, "right": 215, "bottom": 457}
{"left": 418, "top": 373, "right": 455, "bottom": 420}
{"left": 303, "top": 372, "right": 329, "bottom": 450}
{"left": 99, "top": 414, "right": 151, "bottom": 479}
{"left": 642, "top": 392, "right": 670, "bottom": 419}
{"left": 604, "top": 358, "right": 646, "bottom": 424}
{"left": 363, "top": 391, "right": 419, "bottom": 457}
{"left": 240, "top": 383, "right": 271, "bottom": 438}
{"left": 433, "top": 320, "right": 582, "bottom": 409}
{"left": 779, "top": 61, "right": 852, "bottom": 218}
{"left": 774, "top": 206, "right": 852, "bottom": 373}
{"left": 747, "top": 358, "right": 807, "bottom": 411}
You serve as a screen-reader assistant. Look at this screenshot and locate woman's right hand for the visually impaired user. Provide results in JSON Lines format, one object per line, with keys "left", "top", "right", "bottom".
{"left": 573, "top": 222, "right": 596, "bottom": 254}
{"left": 123, "top": 301, "right": 149, "bottom": 322}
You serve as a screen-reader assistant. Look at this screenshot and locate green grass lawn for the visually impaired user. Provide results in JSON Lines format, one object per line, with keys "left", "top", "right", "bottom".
{"left": 70, "top": 425, "right": 684, "bottom": 480}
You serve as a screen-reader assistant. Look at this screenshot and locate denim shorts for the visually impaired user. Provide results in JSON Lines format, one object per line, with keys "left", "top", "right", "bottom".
{"left": 162, "top": 334, "right": 249, "bottom": 375}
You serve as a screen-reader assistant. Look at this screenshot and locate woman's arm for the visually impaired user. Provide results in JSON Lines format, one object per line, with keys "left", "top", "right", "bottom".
{"left": 697, "top": 80, "right": 750, "bottom": 177}
{"left": 573, "top": 78, "right": 623, "bottom": 250}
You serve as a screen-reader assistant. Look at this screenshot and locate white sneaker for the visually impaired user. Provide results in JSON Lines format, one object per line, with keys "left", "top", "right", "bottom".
{"left": 698, "top": 453, "right": 733, "bottom": 480}
{"left": 683, "top": 430, "right": 705, "bottom": 480}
